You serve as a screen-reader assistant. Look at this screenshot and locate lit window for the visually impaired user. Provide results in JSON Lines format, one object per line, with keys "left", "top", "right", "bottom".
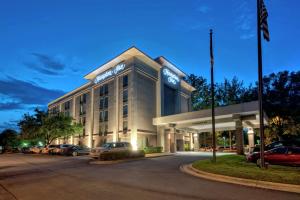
{"left": 123, "top": 120, "right": 128, "bottom": 131}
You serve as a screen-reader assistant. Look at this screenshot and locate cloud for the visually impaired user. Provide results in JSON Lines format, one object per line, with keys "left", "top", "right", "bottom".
{"left": 0, "top": 76, "right": 65, "bottom": 106}
{"left": 24, "top": 53, "right": 65, "bottom": 75}
{"left": 0, "top": 102, "right": 24, "bottom": 111}
{"left": 234, "top": 0, "right": 255, "bottom": 40}
{"left": 23, "top": 62, "right": 60, "bottom": 75}
{"left": 31, "top": 53, "right": 65, "bottom": 70}
{"left": 196, "top": 5, "right": 211, "bottom": 14}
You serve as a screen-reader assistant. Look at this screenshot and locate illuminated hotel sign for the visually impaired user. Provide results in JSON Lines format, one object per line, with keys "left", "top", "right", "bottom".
{"left": 94, "top": 63, "right": 125, "bottom": 84}
{"left": 163, "top": 68, "right": 180, "bottom": 85}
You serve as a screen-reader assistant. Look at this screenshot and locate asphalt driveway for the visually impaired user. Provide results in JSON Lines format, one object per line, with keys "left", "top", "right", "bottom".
{"left": 0, "top": 153, "right": 299, "bottom": 200}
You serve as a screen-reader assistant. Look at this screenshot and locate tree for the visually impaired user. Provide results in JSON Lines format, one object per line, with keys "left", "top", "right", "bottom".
{"left": 19, "top": 109, "right": 83, "bottom": 145}
{"left": 185, "top": 70, "right": 300, "bottom": 142}
{"left": 0, "top": 129, "right": 19, "bottom": 151}
{"left": 263, "top": 71, "right": 300, "bottom": 140}
{"left": 185, "top": 74, "right": 211, "bottom": 110}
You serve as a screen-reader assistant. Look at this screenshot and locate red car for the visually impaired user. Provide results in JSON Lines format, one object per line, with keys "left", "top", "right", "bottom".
{"left": 247, "top": 146, "right": 300, "bottom": 166}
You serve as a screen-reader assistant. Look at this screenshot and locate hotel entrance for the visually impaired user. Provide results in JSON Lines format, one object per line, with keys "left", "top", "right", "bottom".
{"left": 154, "top": 101, "right": 267, "bottom": 154}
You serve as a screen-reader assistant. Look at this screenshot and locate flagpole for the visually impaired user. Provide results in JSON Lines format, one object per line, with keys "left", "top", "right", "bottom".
{"left": 257, "top": 0, "right": 265, "bottom": 168}
{"left": 210, "top": 29, "right": 216, "bottom": 163}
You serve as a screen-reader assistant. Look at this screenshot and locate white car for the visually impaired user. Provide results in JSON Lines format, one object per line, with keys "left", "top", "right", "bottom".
{"left": 29, "top": 146, "right": 42, "bottom": 154}
{"left": 90, "top": 142, "right": 132, "bottom": 159}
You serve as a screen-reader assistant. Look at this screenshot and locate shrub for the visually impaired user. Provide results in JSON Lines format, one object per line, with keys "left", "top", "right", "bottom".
{"left": 99, "top": 150, "right": 145, "bottom": 161}
{"left": 143, "top": 146, "right": 163, "bottom": 154}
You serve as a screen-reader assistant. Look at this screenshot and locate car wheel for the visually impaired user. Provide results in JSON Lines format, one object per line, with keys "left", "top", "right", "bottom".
{"left": 72, "top": 151, "right": 78, "bottom": 157}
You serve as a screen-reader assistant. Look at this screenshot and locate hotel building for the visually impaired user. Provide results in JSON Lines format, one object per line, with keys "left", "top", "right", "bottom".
{"left": 48, "top": 47, "right": 263, "bottom": 153}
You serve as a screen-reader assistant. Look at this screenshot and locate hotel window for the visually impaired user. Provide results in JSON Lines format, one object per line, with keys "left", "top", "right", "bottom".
{"left": 80, "top": 104, "right": 86, "bottom": 115}
{"left": 123, "top": 120, "right": 128, "bottom": 131}
{"left": 100, "top": 84, "right": 108, "bottom": 96}
{"left": 104, "top": 110, "right": 108, "bottom": 122}
{"left": 123, "top": 89, "right": 128, "bottom": 103}
{"left": 123, "top": 75, "right": 128, "bottom": 88}
{"left": 100, "top": 98, "right": 104, "bottom": 109}
{"left": 64, "top": 101, "right": 70, "bottom": 110}
{"left": 123, "top": 105, "right": 128, "bottom": 118}
{"left": 99, "top": 111, "right": 104, "bottom": 122}
{"left": 99, "top": 111, "right": 108, "bottom": 122}
{"left": 99, "top": 124, "right": 108, "bottom": 136}
{"left": 80, "top": 94, "right": 87, "bottom": 104}
{"left": 104, "top": 97, "right": 108, "bottom": 109}
{"left": 80, "top": 117, "right": 86, "bottom": 137}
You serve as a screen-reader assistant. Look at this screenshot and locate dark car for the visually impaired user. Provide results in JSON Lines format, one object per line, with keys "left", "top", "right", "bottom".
{"left": 248, "top": 146, "right": 300, "bottom": 166}
{"left": 62, "top": 145, "right": 90, "bottom": 156}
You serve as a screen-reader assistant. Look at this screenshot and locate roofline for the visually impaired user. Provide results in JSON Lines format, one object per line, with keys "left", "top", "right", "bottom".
{"left": 155, "top": 56, "right": 187, "bottom": 77}
{"left": 48, "top": 82, "right": 91, "bottom": 107}
{"left": 83, "top": 46, "right": 136, "bottom": 79}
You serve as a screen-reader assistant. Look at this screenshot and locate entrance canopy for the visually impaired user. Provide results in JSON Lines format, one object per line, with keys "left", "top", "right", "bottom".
{"left": 153, "top": 101, "right": 267, "bottom": 132}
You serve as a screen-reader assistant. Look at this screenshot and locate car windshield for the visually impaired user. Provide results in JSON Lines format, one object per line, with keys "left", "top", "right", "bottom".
{"left": 102, "top": 143, "right": 113, "bottom": 148}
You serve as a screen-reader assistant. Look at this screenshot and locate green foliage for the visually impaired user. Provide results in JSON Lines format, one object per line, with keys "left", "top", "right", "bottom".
{"left": 186, "top": 71, "right": 300, "bottom": 140}
{"left": 143, "top": 146, "right": 163, "bottom": 154}
{"left": 0, "top": 129, "right": 20, "bottom": 150}
{"left": 18, "top": 109, "right": 83, "bottom": 145}
{"left": 193, "top": 155, "right": 300, "bottom": 185}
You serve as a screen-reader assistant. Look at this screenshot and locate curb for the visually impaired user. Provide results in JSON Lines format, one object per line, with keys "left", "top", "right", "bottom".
{"left": 145, "top": 153, "right": 174, "bottom": 158}
{"left": 180, "top": 164, "right": 300, "bottom": 194}
{"left": 89, "top": 157, "right": 146, "bottom": 165}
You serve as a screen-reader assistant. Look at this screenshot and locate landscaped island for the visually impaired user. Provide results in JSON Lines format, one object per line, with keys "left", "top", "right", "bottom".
{"left": 192, "top": 155, "right": 300, "bottom": 185}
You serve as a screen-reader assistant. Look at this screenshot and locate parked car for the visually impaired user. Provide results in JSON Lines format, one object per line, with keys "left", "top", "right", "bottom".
{"left": 62, "top": 145, "right": 90, "bottom": 156}
{"left": 41, "top": 145, "right": 58, "bottom": 154}
{"left": 51, "top": 144, "right": 73, "bottom": 155}
{"left": 90, "top": 142, "right": 132, "bottom": 159}
{"left": 21, "top": 147, "right": 31, "bottom": 154}
{"left": 264, "top": 146, "right": 300, "bottom": 166}
{"left": 29, "top": 146, "right": 43, "bottom": 154}
{"left": 0, "top": 146, "right": 3, "bottom": 154}
{"left": 247, "top": 146, "right": 300, "bottom": 166}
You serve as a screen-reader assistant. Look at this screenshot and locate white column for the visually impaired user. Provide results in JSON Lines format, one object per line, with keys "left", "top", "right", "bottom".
{"left": 193, "top": 133, "right": 199, "bottom": 151}
{"left": 190, "top": 132, "right": 194, "bottom": 150}
{"left": 247, "top": 127, "right": 255, "bottom": 148}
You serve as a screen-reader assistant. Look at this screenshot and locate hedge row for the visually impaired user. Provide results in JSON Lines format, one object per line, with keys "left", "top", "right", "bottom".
{"left": 143, "top": 146, "right": 163, "bottom": 154}
{"left": 99, "top": 150, "right": 145, "bottom": 161}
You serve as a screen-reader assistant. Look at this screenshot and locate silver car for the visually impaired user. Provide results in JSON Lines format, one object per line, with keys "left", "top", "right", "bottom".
{"left": 90, "top": 142, "right": 132, "bottom": 159}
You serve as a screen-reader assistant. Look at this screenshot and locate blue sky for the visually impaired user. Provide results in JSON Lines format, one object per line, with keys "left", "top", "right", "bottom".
{"left": 0, "top": 0, "right": 299, "bottom": 131}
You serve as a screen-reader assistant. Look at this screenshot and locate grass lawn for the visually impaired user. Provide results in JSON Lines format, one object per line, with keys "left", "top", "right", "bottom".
{"left": 192, "top": 155, "right": 300, "bottom": 185}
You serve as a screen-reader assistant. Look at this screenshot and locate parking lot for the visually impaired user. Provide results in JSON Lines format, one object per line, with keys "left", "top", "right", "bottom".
{"left": 0, "top": 153, "right": 299, "bottom": 200}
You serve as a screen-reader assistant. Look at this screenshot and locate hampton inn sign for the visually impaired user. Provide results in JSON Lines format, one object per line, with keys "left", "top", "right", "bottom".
{"left": 48, "top": 47, "right": 263, "bottom": 154}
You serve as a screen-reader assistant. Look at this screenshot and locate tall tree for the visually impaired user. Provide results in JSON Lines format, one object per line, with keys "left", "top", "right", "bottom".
{"left": 0, "top": 129, "right": 19, "bottom": 151}
{"left": 19, "top": 109, "right": 83, "bottom": 145}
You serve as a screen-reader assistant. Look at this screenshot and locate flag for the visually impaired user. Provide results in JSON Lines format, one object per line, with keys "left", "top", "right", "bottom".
{"left": 260, "top": 0, "right": 270, "bottom": 41}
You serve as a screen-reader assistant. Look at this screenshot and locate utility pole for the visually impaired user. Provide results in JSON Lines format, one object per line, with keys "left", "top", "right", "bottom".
{"left": 257, "top": 0, "right": 265, "bottom": 168}
{"left": 210, "top": 29, "right": 216, "bottom": 163}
